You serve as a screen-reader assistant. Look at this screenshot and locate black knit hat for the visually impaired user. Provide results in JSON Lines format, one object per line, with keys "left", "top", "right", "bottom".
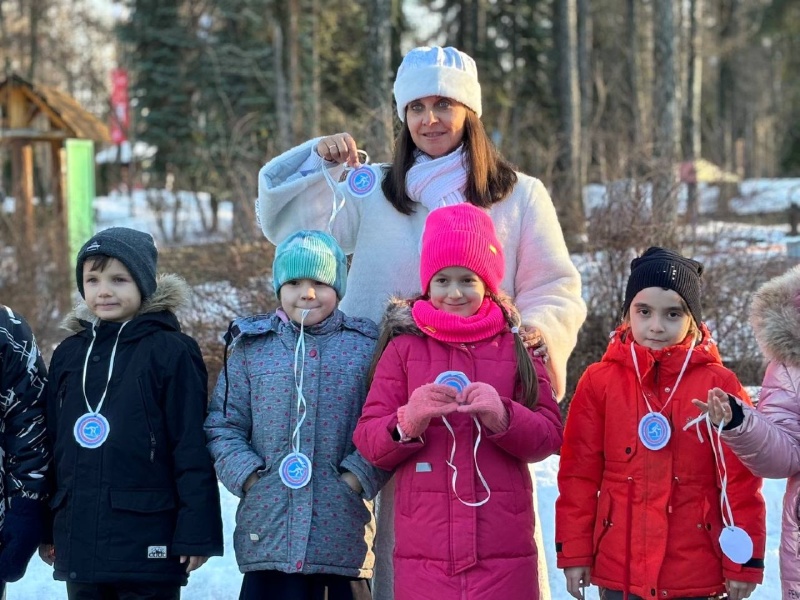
{"left": 622, "top": 247, "right": 704, "bottom": 325}
{"left": 76, "top": 227, "right": 158, "bottom": 300}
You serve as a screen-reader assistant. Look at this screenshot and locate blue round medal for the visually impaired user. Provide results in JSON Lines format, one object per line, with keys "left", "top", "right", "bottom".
{"left": 279, "top": 452, "right": 313, "bottom": 489}
{"left": 347, "top": 166, "right": 377, "bottom": 197}
{"left": 434, "top": 371, "right": 471, "bottom": 393}
{"left": 638, "top": 412, "right": 671, "bottom": 450}
{"left": 74, "top": 413, "right": 111, "bottom": 449}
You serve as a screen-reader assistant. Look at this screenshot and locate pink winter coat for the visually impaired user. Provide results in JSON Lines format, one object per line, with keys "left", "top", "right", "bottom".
{"left": 721, "top": 265, "right": 800, "bottom": 599}
{"left": 353, "top": 300, "right": 562, "bottom": 600}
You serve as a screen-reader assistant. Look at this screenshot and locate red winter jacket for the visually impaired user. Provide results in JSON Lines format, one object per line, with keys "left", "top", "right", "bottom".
{"left": 353, "top": 301, "right": 562, "bottom": 600}
{"left": 556, "top": 325, "right": 766, "bottom": 599}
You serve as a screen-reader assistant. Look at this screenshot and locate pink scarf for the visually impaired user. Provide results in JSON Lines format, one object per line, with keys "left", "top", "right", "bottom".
{"left": 411, "top": 296, "right": 507, "bottom": 343}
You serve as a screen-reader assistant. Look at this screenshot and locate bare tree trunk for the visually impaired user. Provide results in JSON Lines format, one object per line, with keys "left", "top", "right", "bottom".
{"left": 683, "top": 0, "right": 703, "bottom": 229}
{"left": 553, "top": 0, "right": 585, "bottom": 248}
{"left": 272, "top": 21, "right": 290, "bottom": 150}
{"left": 364, "top": 0, "right": 393, "bottom": 162}
{"left": 27, "top": 0, "right": 41, "bottom": 80}
{"left": 577, "top": 0, "right": 592, "bottom": 186}
{"left": 300, "top": 0, "right": 319, "bottom": 138}
{"left": 717, "top": 0, "right": 741, "bottom": 176}
{"left": 652, "top": 0, "right": 679, "bottom": 236}
{"left": 625, "top": 0, "right": 642, "bottom": 160}
{"left": 459, "top": 0, "right": 478, "bottom": 55}
{"left": 288, "top": 0, "right": 301, "bottom": 145}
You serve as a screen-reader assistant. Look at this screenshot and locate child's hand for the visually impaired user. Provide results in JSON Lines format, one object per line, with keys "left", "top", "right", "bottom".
{"left": 457, "top": 382, "right": 509, "bottom": 433}
{"left": 397, "top": 383, "right": 459, "bottom": 438}
{"left": 563, "top": 566, "right": 591, "bottom": 599}
{"left": 180, "top": 555, "right": 209, "bottom": 573}
{"left": 38, "top": 543, "right": 55, "bottom": 566}
{"left": 726, "top": 579, "right": 756, "bottom": 600}
{"left": 691, "top": 387, "right": 732, "bottom": 426}
{"left": 340, "top": 471, "right": 363, "bottom": 494}
{"left": 242, "top": 471, "right": 260, "bottom": 494}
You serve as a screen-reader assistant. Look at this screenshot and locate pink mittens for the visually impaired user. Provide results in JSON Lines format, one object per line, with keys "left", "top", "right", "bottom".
{"left": 397, "top": 383, "right": 459, "bottom": 439}
{"left": 457, "top": 382, "right": 509, "bottom": 433}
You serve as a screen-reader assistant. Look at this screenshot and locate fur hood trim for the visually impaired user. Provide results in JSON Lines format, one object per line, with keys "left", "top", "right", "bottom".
{"left": 379, "top": 293, "right": 520, "bottom": 338}
{"left": 749, "top": 265, "right": 800, "bottom": 367}
{"left": 61, "top": 273, "right": 191, "bottom": 333}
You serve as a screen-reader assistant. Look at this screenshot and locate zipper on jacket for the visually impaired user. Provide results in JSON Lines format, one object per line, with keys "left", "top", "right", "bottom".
{"left": 653, "top": 361, "right": 660, "bottom": 394}
{"left": 137, "top": 379, "right": 157, "bottom": 463}
{"left": 57, "top": 385, "right": 66, "bottom": 410}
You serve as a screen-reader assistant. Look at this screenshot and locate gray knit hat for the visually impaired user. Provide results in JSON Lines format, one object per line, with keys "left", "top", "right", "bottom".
{"left": 76, "top": 227, "right": 158, "bottom": 300}
{"left": 622, "top": 246, "right": 704, "bottom": 326}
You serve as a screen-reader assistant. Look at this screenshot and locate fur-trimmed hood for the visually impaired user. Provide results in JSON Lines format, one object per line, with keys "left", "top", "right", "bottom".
{"left": 61, "top": 273, "right": 192, "bottom": 333}
{"left": 749, "top": 265, "right": 800, "bottom": 367}
{"left": 379, "top": 293, "right": 521, "bottom": 338}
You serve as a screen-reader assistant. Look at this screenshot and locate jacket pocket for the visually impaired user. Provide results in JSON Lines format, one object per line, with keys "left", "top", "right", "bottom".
{"left": 106, "top": 488, "right": 177, "bottom": 561}
{"left": 330, "top": 462, "right": 363, "bottom": 498}
{"left": 233, "top": 469, "right": 290, "bottom": 566}
{"left": 702, "top": 494, "right": 723, "bottom": 560}
{"left": 137, "top": 378, "right": 158, "bottom": 463}
{"left": 592, "top": 489, "right": 614, "bottom": 558}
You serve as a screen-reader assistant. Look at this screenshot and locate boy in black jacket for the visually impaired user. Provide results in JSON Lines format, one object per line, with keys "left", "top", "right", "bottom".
{"left": 0, "top": 305, "right": 50, "bottom": 598}
{"left": 40, "top": 227, "right": 223, "bottom": 600}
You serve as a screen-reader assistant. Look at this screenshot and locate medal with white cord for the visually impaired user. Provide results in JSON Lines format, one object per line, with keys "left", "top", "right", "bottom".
{"left": 683, "top": 411, "right": 755, "bottom": 564}
{"left": 435, "top": 371, "right": 491, "bottom": 507}
{"left": 279, "top": 309, "right": 313, "bottom": 489}
{"left": 631, "top": 339, "right": 695, "bottom": 450}
{"left": 320, "top": 148, "right": 371, "bottom": 233}
{"left": 74, "top": 322, "right": 128, "bottom": 449}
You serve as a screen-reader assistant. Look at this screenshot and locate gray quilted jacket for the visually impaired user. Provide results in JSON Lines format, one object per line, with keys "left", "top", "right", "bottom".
{"left": 205, "top": 309, "right": 388, "bottom": 578}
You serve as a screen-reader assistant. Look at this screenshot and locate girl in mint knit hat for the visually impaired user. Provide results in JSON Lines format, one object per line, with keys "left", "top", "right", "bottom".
{"left": 353, "top": 204, "right": 562, "bottom": 600}
{"left": 205, "top": 230, "right": 388, "bottom": 600}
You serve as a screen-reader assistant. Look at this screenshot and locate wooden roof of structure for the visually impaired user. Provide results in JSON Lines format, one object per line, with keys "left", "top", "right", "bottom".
{"left": 0, "top": 72, "right": 110, "bottom": 143}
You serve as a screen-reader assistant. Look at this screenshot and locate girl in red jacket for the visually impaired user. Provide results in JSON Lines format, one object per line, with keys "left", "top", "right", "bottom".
{"left": 353, "top": 203, "right": 563, "bottom": 600}
{"left": 556, "top": 247, "right": 766, "bottom": 600}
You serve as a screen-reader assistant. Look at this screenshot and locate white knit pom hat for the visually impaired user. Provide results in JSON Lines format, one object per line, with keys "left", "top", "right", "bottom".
{"left": 393, "top": 46, "right": 482, "bottom": 122}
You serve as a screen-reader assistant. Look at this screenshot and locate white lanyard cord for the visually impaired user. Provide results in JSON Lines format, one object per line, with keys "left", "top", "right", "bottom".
{"left": 630, "top": 338, "right": 695, "bottom": 415}
{"left": 321, "top": 161, "right": 346, "bottom": 234}
{"left": 291, "top": 310, "right": 310, "bottom": 455}
{"left": 441, "top": 415, "right": 491, "bottom": 507}
{"left": 683, "top": 412, "right": 736, "bottom": 528}
{"left": 81, "top": 322, "right": 127, "bottom": 415}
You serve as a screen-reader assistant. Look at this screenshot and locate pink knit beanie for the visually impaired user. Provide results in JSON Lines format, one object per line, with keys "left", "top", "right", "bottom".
{"left": 419, "top": 204, "right": 505, "bottom": 294}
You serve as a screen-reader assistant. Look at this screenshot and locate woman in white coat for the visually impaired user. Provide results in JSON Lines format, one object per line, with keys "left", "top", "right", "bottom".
{"left": 257, "top": 45, "right": 586, "bottom": 600}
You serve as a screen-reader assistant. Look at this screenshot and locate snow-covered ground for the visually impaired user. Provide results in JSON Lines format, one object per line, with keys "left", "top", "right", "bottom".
{"left": 13, "top": 456, "right": 785, "bottom": 599}
{"left": 8, "top": 180, "right": 798, "bottom": 598}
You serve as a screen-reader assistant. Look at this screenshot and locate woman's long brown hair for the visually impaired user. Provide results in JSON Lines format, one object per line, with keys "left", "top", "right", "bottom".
{"left": 381, "top": 109, "right": 519, "bottom": 215}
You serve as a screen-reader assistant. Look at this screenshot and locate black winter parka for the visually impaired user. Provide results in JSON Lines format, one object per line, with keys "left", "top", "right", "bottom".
{"left": 45, "top": 275, "right": 223, "bottom": 585}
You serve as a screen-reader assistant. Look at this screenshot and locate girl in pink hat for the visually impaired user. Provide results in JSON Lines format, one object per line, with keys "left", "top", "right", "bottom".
{"left": 353, "top": 203, "right": 563, "bottom": 600}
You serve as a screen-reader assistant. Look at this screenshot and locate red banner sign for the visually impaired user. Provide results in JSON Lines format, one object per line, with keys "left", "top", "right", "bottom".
{"left": 110, "top": 68, "right": 129, "bottom": 144}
